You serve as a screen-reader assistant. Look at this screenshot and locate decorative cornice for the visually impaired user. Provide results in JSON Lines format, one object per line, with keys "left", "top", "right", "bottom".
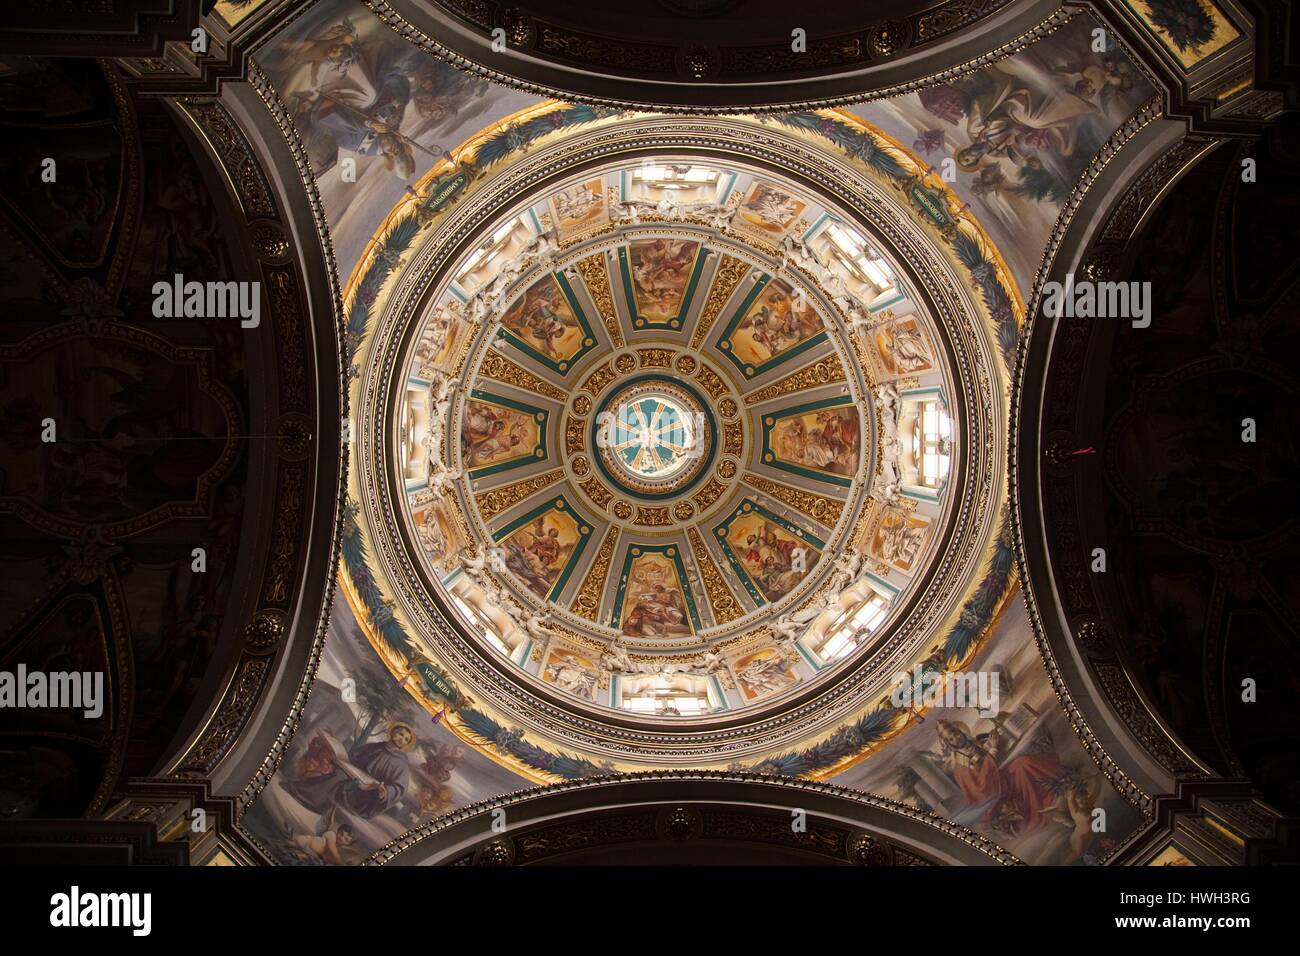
{"left": 364, "top": 770, "right": 1023, "bottom": 865}
{"left": 364, "top": 0, "right": 1073, "bottom": 113}
{"left": 220, "top": 64, "right": 349, "bottom": 818}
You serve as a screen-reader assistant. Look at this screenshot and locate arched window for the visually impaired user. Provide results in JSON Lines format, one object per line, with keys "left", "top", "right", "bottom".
{"left": 808, "top": 592, "right": 891, "bottom": 664}
{"left": 813, "top": 221, "right": 898, "bottom": 302}
{"left": 619, "top": 672, "right": 717, "bottom": 716}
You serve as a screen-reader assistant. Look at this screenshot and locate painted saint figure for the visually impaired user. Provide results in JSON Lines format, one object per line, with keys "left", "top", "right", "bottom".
{"left": 283, "top": 723, "right": 418, "bottom": 827}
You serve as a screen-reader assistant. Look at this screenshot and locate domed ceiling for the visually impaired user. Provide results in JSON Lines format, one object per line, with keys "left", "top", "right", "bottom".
{"left": 398, "top": 163, "right": 936, "bottom": 720}
{"left": 135, "top": 0, "right": 1288, "bottom": 869}
{"left": 340, "top": 103, "right": 1017, "bottom": 772}
{"left": 5, "top": 0, "right": 1299, "bottom": 875}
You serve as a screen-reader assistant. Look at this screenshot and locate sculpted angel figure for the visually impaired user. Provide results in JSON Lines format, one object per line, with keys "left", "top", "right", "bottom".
{"left": 519, "top": 230, "right": 560, "bottom": 270}
{"left": 778, "top": 233, "right": 820, "bottom": 274}
{"left": 695, "top": 201, "right": 737, "bottom": 230}
{"left": 872, "top": 467, "right": 902, "bottom": 506}
{"left": 599, "top": 643, "right": 636, "bottom": 674}
{"left": 425, "top": 460, "right": 462, "bottom": 497}
{"left": 771, "top": 601, "right": 827, "bottom": 644}
{"left": 514, "top": 606, "right": 552, "bottom": 642}
{"left": 422, "top": 372, "right": 460, "bottom": 462}
{"left": 431, "top": 373, "right": 460, "bottom": 420}
{"left": 463, "top": 291, "right": 491, "bottom": 326}
{"left": 826, "top": 550, "right": 865, "bottom": 594}
{"left": 697, "top": 650, "right": 726, "bottom": 675}
{"left": 618, "top": 197, "right": 676, "bottom": 223}
{"left": 460, "top": 548, "right": 509, "bottom": 601}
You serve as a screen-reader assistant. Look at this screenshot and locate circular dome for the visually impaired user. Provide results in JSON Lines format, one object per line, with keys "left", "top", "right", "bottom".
{"left": 350, "top": 109, "right": 1013, "bottom": 772}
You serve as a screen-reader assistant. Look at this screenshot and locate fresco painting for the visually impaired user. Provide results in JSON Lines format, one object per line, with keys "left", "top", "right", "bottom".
{"left": 499, "top": 275, "right": 587, "bottom": 364}
{"left": 851, "top": 15, "right": 1155, "bottom": 290}
{"left": 460, "top": 398, "right": 542, "bottom": 472}
{"left": 724, "top": 278, "right": 824, "bottom": 371}
{"left": 255, "top": 0, "right": 541, "bottom": 279}
{"left": 829, "top": 598, "right": 1145, "bottom": 865}
{"left": 617, "top": 549, "right": 695, "bottom": 638}
{"left": 240, "top": 596, "right": 528, "bottom": 865}
{"left": 495, "top": 502, "right": 586, "bottom": 600}
{"left": 770, "top": 405, "right": 861, "bottom": 481}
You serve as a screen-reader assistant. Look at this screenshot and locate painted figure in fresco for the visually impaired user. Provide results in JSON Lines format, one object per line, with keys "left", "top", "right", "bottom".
{"left": 287, "top": 824, "right": 358, "bottom": 866}
{"left": 295, "top": 56, "right": 423, "bottom": 180}
{"left": 776, "top": 410, "right": 859, "bottom": 476}
{"left": 747, "top": 288, "right": 818, "bottom": 352}
{"left": 934, "top": 719, "right": 1070, "bottom": 840}
{"left": 740, "top": 523, "right": 809, "bottom": 601}
{"left": 1046, "top": 52, "right": 1136, "bottom": 113}
{"left": 283, "top": 723, "right": 417, "bottom": 827}
{"left": 461, "top": 402, "right": 526, "bottom": 467}
{"left": 516, "top": 283, "right": 576, "bottom": 358}
{"left": 738, "top": 282, "right": 821, "bottom": 363}
{"left": 286, "top": 23, "right": 460, "bottom": 180}
{"left": 886, "top": 322, "right": 932, "bottom": 373}
{"left": 778, "top": 417, "right": 830, "bottom": 470}
{"left": 418, "top": 742, "right": 464, "bottom": 784}
{"left": 814, "top": 409, "right": 860, "bottom": 472}
{"left": 500, "top": 279, "right": 581, "bottom": 360}
{"left": 552, "top": 182, "right": 603, "bottom": 225}
{"left": 292, "top": 17, "right": 362, "bottom": 86}
{"left": 921, "top": 61, "right": 1102, "bottom": 205}
{"left": 736, "top": 652, "right": 797, "bottom": 697}
{"left": 408, "top": 62, "right": 492, "bottom": 133}
{"left": 624, "top": 583, "right": 691, "bottom": 637}
{"left": 742, "top": 184, "right": 803, "bottom": 228}
{"left": 502, "top": 518, "right": 568, "bottom": 595}
{"left": 408, "top": 741, "right": 463, "bottom": 819}
{"left": 878, "top": 514, "right": 926, "bottom": 568}
{"left": 630, "top": 239, "right": 697, "bottom": 313}
{"left": 544, "top": 654, "right": 600, "bottom": 701}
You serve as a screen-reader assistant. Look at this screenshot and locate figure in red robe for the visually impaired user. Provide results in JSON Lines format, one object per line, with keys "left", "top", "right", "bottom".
{"left": 936, "top": 719, "right": 1064, "bottom": 837}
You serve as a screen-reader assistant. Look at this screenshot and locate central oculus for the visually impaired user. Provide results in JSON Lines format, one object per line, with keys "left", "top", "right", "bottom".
{"left": 592, "top": 376, "right": 716, "bottom": 499}
{"left": 608, "top": 391, "right": 698, "bottom": 481}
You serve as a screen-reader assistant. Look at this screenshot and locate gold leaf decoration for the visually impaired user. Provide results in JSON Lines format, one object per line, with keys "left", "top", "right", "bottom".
{"left": 636, "top": 347, "right": 673, "bottom": 368}
{"left": 578, "top": 475, "right": 613, "bottom": 509}
{"left": 687, "top": 527, "right": 743, "bottom": 624}
{"left": 565, "top": 416, "right": 586, "bottom": 456}
{"left": 633, "top": 505, "right": 672, "bottom": 527}
{"left": 574, "top": 253, "right": 623, "bottom": 348}
{"left": 479, "top": 349, "right": 567, "bottom": 401}
{"left": 743, "top": 353, "right": 845, "bottom": 405}
{"left": 692, "top": 476, "right": 728, "bottom": 511}
{"left": 690, "top": 254, "right": 749, "bottom": 349}
{"left": 743, "top": 472, "right": 845, "bottom": 527}
{"left": 695, "top": 363, "right": 728, "bottom": 399}
{"left": 570, "top": 526, "right": 619, "bottom": 620}
{"left": 581, "top": 362, "right": 617, "bottom": 396}
{"left": 474, "top": 469, "right": 565, "bottom": 521}
{"left": 723, "top": 418, "right": 744, "bottom": 457}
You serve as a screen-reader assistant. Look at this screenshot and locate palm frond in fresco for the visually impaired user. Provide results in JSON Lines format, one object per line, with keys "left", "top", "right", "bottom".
{"left": 457, "top": 708, "right": 607, "bottom": 779}
{"left": 773, "top": 111, "right": 909, "bottom": 180}
{"left": 472, "top": 104, "right": 621, "bottom": 170}
{"left": 951, "top": 233, "right": 1019, "bottom": 364}
{"left": 341, "top": 501, "right": 413, "bottom": 661}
